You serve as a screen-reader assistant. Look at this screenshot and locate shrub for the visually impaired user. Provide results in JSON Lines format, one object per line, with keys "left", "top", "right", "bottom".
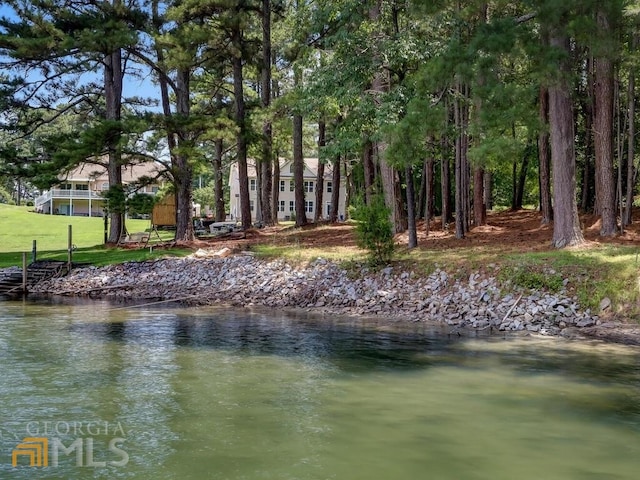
{"left": 0, "top": 186, "right": 11, "bottom": 204}
{"left": 353, "top": 195, "right": 395, "bottom": 265}
{"left": 128, "top": 193, "right": 156, "bottom": 217}
{"left": 499, "top": 265, "right": 564, "bottom": 292}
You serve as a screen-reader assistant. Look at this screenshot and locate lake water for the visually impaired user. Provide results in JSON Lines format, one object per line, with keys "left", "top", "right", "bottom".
{"left": 0, "top": 298, "right": 639, "bottom": 479}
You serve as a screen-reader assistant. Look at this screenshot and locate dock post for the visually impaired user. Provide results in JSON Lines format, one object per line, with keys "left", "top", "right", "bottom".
{"left": 32, "top": 240, "right": 37, "bottom": 263}
{"left": 22, "top": 252, "right": 27, "bottom": 294}
{"left": 67, "top": 224, "right": 73, "bottom": 272}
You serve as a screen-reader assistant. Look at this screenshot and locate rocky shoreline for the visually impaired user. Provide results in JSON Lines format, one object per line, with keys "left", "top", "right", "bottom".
{"left": 11, "top": 249, "right": 636, "bottom": 344}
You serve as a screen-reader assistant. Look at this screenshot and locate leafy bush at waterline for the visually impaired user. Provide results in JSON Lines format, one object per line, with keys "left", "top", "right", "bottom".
{"left": 353, "top": 196, "right": 395, "bottom": 265}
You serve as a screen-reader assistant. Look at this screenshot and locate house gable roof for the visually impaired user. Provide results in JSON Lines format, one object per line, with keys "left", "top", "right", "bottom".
{"left": 61, "top": 160, "right": 163, "bottom": 184}
{"left": 241, "top": 158, "right": 334, "bottom": 179}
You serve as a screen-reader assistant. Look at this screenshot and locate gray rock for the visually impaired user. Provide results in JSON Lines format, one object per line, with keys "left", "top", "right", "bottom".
{"left": 576, "top": 318, "right": 596, "bottom": 328}
{"left": 599, "top": 297, "right": 612, "bottom": 312}
{"left": 27, "top": 253, "right": 599, "bottom": 341}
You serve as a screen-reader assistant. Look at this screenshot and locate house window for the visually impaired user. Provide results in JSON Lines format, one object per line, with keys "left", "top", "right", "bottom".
{"left": 75, "top": 184, "right": 88, "bottom": 190}
{"left": 289, "top": 163, "right": 295, "bottom": 173}
{"left": 250, "top": 199, "right": 255, "bottom": 211}
{"left": 304, "top": 201, "right": 314, "bottom": 213}
{"left": 60, "top": 183, "right": 72, "bottom": 190}
{"left": 280, "top": 180, "right": 285, "bottom": 192}
{"left": 304, "top": 181, "right": 314, "bottom": 193}
{"left": 289, "top": 201, "right": 294, "bottom": 212}
{"left": 279, "top": 201, "right": 285, "bottom": 212}
{"left": 151, "top": 186, "right": 159, "bottom": 193}
{"left": 250, "top": 179, "right": 256, "bottom": 191}
{"left": 326, "top": 181, "right": 333, "bottom": 193}
{"left": 289, "top": 180, "right": 294, "bottom": 192}
{"left": 101, "top": 183, "right": 109, "bottom": 191}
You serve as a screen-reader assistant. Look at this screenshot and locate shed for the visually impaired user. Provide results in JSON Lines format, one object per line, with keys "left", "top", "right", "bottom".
{"left": 152, "top": 194, "right": 176, "bottom": 227}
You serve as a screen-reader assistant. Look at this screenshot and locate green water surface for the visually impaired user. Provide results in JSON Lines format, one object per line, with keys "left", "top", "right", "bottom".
{"left": 0, "top": 298, "right": 639, "bottom": 479}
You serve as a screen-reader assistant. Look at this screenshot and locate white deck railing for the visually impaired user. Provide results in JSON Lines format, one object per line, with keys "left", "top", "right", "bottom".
{"left": 35, "top": 189, "right": 104, "bottom": 206}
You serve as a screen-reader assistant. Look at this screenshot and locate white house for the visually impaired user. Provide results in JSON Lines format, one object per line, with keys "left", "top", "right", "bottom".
{"left": 34, "top": 161, "right": 163, "bottom": 217}
{"left": 228, "top": 158, "right": 347, "bottom": 222}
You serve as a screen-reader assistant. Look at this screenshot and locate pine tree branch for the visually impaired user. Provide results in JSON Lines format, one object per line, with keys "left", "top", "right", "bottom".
{"left": 516, "top": 12, "right": 536, "bottom": 24}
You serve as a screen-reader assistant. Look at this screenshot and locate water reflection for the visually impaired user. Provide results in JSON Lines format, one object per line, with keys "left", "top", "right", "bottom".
{"left": 68, "top": 307, "right": 464, "bottom": 373}
{"left": 68, "top": 304, "right": 640, "bottom": 429}
{"left": 0, "top": 299, "right": 639, "bottom": 480}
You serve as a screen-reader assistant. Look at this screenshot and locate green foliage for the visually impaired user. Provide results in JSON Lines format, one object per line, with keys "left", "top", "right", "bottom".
{"left": 192, "top": 183, "right": 215, "bottom": 212}
{"left": 0, "top": 185, "right": 13, "bottom": 203}
{"left": 352, "top": 195, "right": 395, "bottom": 265}
{"left": 499, "top": 265, "right": 564, "bottom": 292}
{"left": 101, "top": 185, "right": 127, "bottom": 215}
{"left": 127, "top": 193, "right": 156, "bottom": 217}
{"left": 102, "top": 188, "right": 157, "bottom": 218}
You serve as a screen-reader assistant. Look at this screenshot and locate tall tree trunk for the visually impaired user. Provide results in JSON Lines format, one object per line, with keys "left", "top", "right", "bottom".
{"left": 314, "top": 120, "right": 326, "bottom": 222}
{"left": 538, "top": 85, "right": 553, "bottom": 224}
{"left": 455, "top": 137, "right": 465, "bottom": 238}
{"left": 15, "top": 178, "right": 21, "bottom": 206}
{"left": 174, "top": 68, "right": 194, "bottom": 242}
{"left": 581, "top": 55, "right": 596, "bottom": 213}
{"left": 214, "top": 138, "right": 225, "bottom": 221}
{"left": 417, "top": 159, "right": 426, "bottom": 220}
{"left": 424, "top": 155, "right": 436, "bottom": 222}
{"left": 473, "top": 166, "right": 486, "bottom": 226}
{"left": 256, "top": 158, "right": 263, "bottom": 223}
{"left": 152, "top": 1, "right": 193, "bottom": 240}
{"left": 549, "top": 31, "right": 585, "bottom": 248}
{"left": 472, "top": 3, "right": 488, "bottom": 229}
{"left": 260, "top": 0, "right": 274, "bottom": 226}
{"left": 454, "top": 80, "right": 467, "bottom": 239}
{"left": 272, "top": 155, "right": 280, "bottom": 224}
{"left": 617, "top": 78, "right": 625, "bottom": 234}
{"left": 293, "top": 112, "right": 307, "bottom": 227}
{"left": 624, "top": 52, "right": 636, "bottom": 226}
{"left": 260, "top": 134, "right": 273, "bottom": 224}
{"left": 232, "top": 28, "right": 251, "bottom": 230}
{"left": 363, "top": 141, "right": 375, "bottom": 205}
{"left": 441, "top": 134, "right": 452, "bottom": 230}
{"left": 104, "top": 45, "right": 123, "bottom": 243}
{"left": 594, "top": 8, "right": 617, "bottom": 236}
{"left": 424, "top": 156, "right": 435, "bottom": 234}
{"left": 376, "top": 142, "right": 405, "bottom": 233}
{"left": 405, "top": 164, "right": 417, "bottom": 248}
{"left": 369, "top": 0, "right": 404, "bottom": 233}
{"left": 344, "top": 158, "right": 352, "bottom": 220}
{"left": 329, "top": 155, "right": 341, "bottom": 222}
{"left": 511, "top": 160, "right": 518, "bottom": 210}
{"left": 515, "top": 146, "right": 530, "bottom": 210}
{"left": 483, "top": 171, "right": 493, "bottom": 211}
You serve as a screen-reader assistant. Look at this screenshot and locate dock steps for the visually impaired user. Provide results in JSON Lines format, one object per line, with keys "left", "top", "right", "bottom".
{"left": 0, "top": 261, "right": 70, "bottom": 296}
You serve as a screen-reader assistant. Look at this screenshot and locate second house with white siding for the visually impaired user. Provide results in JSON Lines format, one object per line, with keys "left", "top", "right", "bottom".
{"left": 228, "top": 158, "right": 347, "bottom": 223}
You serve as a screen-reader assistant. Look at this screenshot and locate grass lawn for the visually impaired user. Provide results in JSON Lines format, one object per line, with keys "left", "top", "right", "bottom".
{"left": 0, "top": 204, "right": 187, "bottom": 267}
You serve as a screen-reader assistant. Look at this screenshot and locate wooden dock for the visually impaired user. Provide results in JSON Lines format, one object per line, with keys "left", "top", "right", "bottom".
{"left": 0, "top": 261, "right": 70, "bottom": 296}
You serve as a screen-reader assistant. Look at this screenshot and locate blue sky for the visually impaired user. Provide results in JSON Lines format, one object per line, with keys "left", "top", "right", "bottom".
{"left": 0, "top": 4, "right": 14, "bottom": 18}
{"left": 0, "top": 3, "right": 160, "bottom": 108}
